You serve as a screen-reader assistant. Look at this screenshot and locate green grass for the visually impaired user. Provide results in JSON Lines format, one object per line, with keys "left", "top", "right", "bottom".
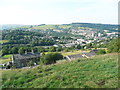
{"left": 31, "top": 25, "right": 72, "bottom": 30}
{"left": 2, "top": 54, "right": 12, "bottom": 58}
{"left": 45, "top": 50, "right": 90, "bottom": 56}
{"left": 0, "top": 54, "right": 12, "bottom": 64}
{"left": 0, "top": 59, "right": 12, "bottom": 64}
{"left": 0, "top": 40, "right": 9, "bottom": 44}
{"left": 32, "top": 25, "right": 56, "bottom": 30}
{"left": 1, "top": 53, "right": 118, "bottom": 88}
{"left": 61, "top": 50, "right": 89, "bottom": 56}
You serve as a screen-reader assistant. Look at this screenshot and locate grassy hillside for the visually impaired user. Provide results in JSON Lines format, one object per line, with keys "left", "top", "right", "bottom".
{"left": 31, "top": 25, "right": 56, "bottom": 30}
{"left": 1, "top": 53, "right": 118, "bottom": 88}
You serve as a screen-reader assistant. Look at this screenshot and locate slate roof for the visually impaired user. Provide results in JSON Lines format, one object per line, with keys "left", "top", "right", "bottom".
{"left": 66, "top": 54, "right": 83, "bottom": 60}
{"left": 90, "top": 49, "right": 99, "bottom": 53}
{"left": 84, "top": 52, "right": 96, "bottom": 57}
{"left": 12, "top": 52, "right": 40, "bottom": 61}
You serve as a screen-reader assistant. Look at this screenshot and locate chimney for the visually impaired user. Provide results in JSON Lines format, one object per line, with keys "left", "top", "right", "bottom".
{"left": 25, "top": 51, "right": 27, "bottom": 54}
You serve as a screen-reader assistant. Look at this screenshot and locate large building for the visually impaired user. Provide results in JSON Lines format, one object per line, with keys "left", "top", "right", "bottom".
{"left": 12, "top": 51, "right": 40, "bottom": 68}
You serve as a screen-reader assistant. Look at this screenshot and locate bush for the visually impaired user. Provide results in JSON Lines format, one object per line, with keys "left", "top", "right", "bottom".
{"left": 107, "top": 38, "right": 120, "bottom": 53}
{"left": 40, "top": 52, "right": 63, "bottom": 65}
{"left": 97, "top": 49, "right": 106, "bottom": 55}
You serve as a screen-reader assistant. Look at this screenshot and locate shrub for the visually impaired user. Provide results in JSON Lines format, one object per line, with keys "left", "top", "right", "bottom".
{"left": 97, "top": 49, "right": 106, "bottom": 55}
{"left": 40, "top": 52, "right": 63, "bottom": 65}
{"left": 107, "top": 38, "right": 120, "bottom": 53}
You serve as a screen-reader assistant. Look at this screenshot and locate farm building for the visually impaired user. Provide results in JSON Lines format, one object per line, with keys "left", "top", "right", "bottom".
{"left": 12, "top": 51, "right": 40, "bottom": 68}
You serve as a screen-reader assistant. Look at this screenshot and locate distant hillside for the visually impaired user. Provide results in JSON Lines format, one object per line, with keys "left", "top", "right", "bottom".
{"left": 0, "top": 24, "right": 31, "bottom": 30}
{"left": 1, "top": 53, "right": 118, "bottom": 88}
{"left": 1, "top": 23, "right": 118, "bottom": 31}
{"left": 71, "top": 23, "right": 118, "bottom": 31}
{"left": 30, "top": 23, "right": 118, "bottom": 32}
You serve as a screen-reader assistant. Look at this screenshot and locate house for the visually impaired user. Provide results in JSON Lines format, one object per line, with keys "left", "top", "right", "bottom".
{"left": 82, "top": 52, "right": 96, "bottom": 58}
{"left": 12, "top": 51, "right": 40, "bottom": 68}
{"left": 65, "top": 54, "right": 83, "bottom": 61}
{"left": 82, "top": 49, "right": 98, "bottom": 58}
{"left": 64, "top": 43, "right": 75, "bottom": 47}
{"left": 90, "top": 49, "right": 99, "bottom": 53}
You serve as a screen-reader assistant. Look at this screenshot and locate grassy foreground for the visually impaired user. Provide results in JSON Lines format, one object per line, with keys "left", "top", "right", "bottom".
{"left": 1, "top": 53, "right": 118, "bottom": 88}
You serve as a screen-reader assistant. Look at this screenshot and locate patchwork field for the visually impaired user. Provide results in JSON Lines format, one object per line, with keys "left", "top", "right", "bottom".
{"left": 1, "top": 53, "right": 118, "bottom": 88}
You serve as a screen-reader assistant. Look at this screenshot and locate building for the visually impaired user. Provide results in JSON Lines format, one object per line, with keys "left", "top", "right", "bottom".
{"left": 82, "top": 49, "right": 98, "bottom": 58}
{"left": 64, "top": 43, "right": 75, "bottom": 47}
{"left": 65, "top": 54, "right": 83, "bottom": 61}
{"left": 98, "top": 33, "right": 101, "bottom": 37}
{"left": 12, "top": 51, "right": 40, "bottom": 68}
{"left": 82, "top": 52, "right": 96, "bottom": 58}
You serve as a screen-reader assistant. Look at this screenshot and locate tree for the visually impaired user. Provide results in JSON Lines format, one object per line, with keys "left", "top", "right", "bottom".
{"left": 11, "top": 47, "right": 18, "bottom": 54}
{"left": 49, "top": 46, "right": 56, "bottom": 52}
{"left": 38, "top": 47, "right": 45, "bottom": 53}
{"left": 18, "top": 47, "right": 25, "bottom": 54}
{"left": 97, "top": 49, "right": 106, "bottom": 55}
{"left": 56, "top": 46, "right": 62, "bottom": 52}
{"left": 76, "top": 44, "right": 81, "bottom": 49}
{"left": 27, "top": 60, "right": 34, "bottom": 67}
{"left": 39, "top": 52, "right": 47, "bottom": 65}
{"left": 86, "top": 43, "right": 92, "bottom": 49}
{"left": 107, "top": 38, "right": 120, "bottom": 53}
{"left": 1, "top": 49, "right": 9, "bottom": 56}
{"left": 40, "top": 52, "right": 63, "bottom": 65}
{"left": 32, "top": 47, "right": 38, "bottom": 53}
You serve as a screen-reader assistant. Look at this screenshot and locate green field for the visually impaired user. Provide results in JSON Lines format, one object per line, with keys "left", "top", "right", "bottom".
{"left": 31, "top": 25, "right": 72, "bottom": 30}
{"left": 32, "top": 25, "right": 56, "bottom": 30}
{"left": 1, "top": 53, "right": 118, "bottom": 88}
{"left": 45, "top": 50, "right": 90, "bottom": 56}
{"left": 0, "top": 40, "right": 9, "bottom": 44}
{"left": 0, "top": 59, "right": 12, "bottom": 64}
{"left": 2, "top": 54, "right": 12, "bottom": 58}
{"left": 61, "top": 50, "right": 89, "bottom": 56}
{"left": 0, "top": 55, "right": 12, "bottom": 64}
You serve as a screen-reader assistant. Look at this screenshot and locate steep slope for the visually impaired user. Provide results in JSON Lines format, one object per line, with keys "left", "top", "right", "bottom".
{"left": 1, "top": 53, "right": 118, "bottom": 88}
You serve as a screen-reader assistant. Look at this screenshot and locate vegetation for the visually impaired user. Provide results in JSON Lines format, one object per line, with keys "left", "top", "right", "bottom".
{"left": 40, "top": 52, "right": 63, "bottom": 65}
{"left": 2, "top": 55, "right": 12, "bottom": 58}
{"left": 107, "top": 38, "right": 120, "bottom": 53}
{"left": 0, "top": 40, "right": 9, "bottom": 44}
{"left": 60, "top": 50, "right": 89, "bottom": 56}
{"left": 96, "top": 49, "right": 106, "bottom": 55}
{"left": 0, "top": 59, "right": 11, "bottom": 64}
{"left": 1, "top": 53, "right": 118, "bottom": 88}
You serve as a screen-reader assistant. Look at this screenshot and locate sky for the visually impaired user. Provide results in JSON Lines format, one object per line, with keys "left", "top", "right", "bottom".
{"left": 0, "top": 0, "right": 119, "bottom": 25}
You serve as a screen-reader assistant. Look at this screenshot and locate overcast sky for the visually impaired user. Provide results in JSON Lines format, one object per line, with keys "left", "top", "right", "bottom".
{"left": 0, "top": 0, "right": 119, "bottom": 25}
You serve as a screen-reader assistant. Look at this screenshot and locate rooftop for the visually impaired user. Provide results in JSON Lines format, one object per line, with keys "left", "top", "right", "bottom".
{"left": 67, "top": 54, "right": 83, "bottom": 59}
{"left": 12, "top": 52, "right": 40, "bottom": 61}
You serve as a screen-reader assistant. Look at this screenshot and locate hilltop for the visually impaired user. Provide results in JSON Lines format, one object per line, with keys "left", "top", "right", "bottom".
{"left": 1, "top": 53, "right": 118, "bottom": 88}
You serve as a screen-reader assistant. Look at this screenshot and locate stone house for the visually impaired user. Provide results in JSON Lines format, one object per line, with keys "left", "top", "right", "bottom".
{"left": 12, "top": 51, "right": 40, "bottom": 68}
